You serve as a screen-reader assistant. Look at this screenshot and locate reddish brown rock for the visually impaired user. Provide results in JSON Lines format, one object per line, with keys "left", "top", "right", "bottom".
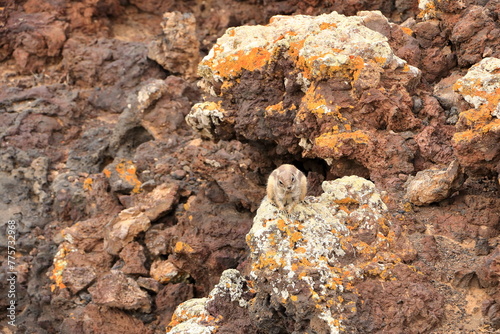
{"left": 59, "top": 303, "right": 151, "bottom": 334}
{"left": 61, "top": 267, "right": 97, "bottom": 294}
{"left": 355, "top": 263, "right": 443, "bottom": 333}
{"left": 156, "top": 283, "right": 195, "bottom": 329}
{"left": 169, "top": 183, "right": 256, "bottom": 295}
{"left": 119, "top": 241, "right": 149, "bottom": 275}
{"left": 150, "top": 260, "right": 183, "bottom": 284}
{"left": 414, "top": 123, "right": 455, "bottom": 166}
{"left": 189, "top": 11, "right": 422, "bottom": 188}
{"left": 450, "top": 6, "right": 500, "bottom": 67}
{"left": 6, "top": 12, "right": 67, "bottom": 73}
{"left": 453, "top": 57, "right": 500, "bottom": 175}
{"left": 61, "top": 37, "right": 165, "bottom": 112}
{"left": 476, "top": 246, "right": 500, "bottom": 289}
{"left": 405, "top": 160, "right": 463, "bottom": 206}
{"left": 3, "top": 1, "right": 500, "bottom": 333}
{"left": 124, "top": 183, "right": 180, "bottom": 221}
{"left": 137, "top": 277, "right": 163, "bottom": 293}
{"left": 88, "top": 271, "right": 151, "bottom": 312}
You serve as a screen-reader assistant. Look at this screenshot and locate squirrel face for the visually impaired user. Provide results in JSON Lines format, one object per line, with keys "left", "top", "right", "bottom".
{"left": 276, "top": 169, "right": 298, "bottom": 193}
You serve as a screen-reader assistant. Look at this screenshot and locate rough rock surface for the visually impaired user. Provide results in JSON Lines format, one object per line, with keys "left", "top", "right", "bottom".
{"left": 453, "top": 57, "right": 500, "bottom": 175}
{"left": 188, "top": 11, "right": 422, "bottom": 188}
{"left": 1, "top": 0, "right": 500, "bottom": 333}
{"left": 167, "top": 177, "right": 444, "bottom": 333}
{"left": 405, "top": 160, "right": 463, "bottom": 206}
{"left": 88, "top": 271, "right": 151, "bottom": 312}
{"left": 148, "top": 11, "right": 200, "bottom": 79}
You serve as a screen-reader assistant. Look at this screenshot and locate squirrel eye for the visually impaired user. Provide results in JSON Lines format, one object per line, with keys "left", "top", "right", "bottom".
{"left": 291, "top": 176, "right": 296, "bottom": 182}
{"left": 279, "top": 180, "right": 284, "bottom": 185}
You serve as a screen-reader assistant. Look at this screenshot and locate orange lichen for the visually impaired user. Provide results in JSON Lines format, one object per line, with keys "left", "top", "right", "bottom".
{"left": 290, "top": 231, "right": 303, "bottom": 243}
{"left": 452, "top": 129, "right": 477, "bottom": 143}
{"left": 103, "top": 160, "right": 142, "bottom": 193}
{"left": 103, "top": 169, "right": 111, "bottom": 178}
{"left": 265, "top": 101, "right": 287, "bottom": 116}
{"left": 334, "top": 197, "right": 359, "bottom": 205}
{"left": 287, "top": 39, "right": 306, "bottom": 62}
{"left": 295, "top": 247, "right": 307, "bottom": 254}
{"left": 319, "top": 22, "right": 337, "bottom": 30}
{"left": 174, "top": 241, "right": 195, "bottom": 254}
{"left": 49, "top": 244, "right": 76, "bottom": 292}
{"left": 417, "top": 0, "right": 437, "bottom": 19}
{"left": 401, "top": 27, "right": 413, "bottom": 36}
{"left": 452, "top": 78, "right": 500, "bottom": 144}
{"left": 314, "top": 130, "right": 370, "bottom": 156}
{"left": 277, "top": 219, "right": 286, "bottom": 231}
{"left": 210, "top": 47, "right": 272, "bottom": 78}
{"left": 83, "top": 177, "right": 93, "bottom": 191}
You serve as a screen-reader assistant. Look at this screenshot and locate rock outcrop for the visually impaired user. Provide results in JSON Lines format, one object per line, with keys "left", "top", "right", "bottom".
{"left": 187, "top": 11, "right": 421, "bottom": 187}
{"left": 453, "top": 57, "right": 500, "bottom": 175}
{"left": 167, "top": 176, "right": 443, "bottom": 333}
{"left": 2, "top": 1, "right": 500, "bottom": 333}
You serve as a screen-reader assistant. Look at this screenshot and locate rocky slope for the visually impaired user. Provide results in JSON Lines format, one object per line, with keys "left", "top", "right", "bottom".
{"left": 0, "top": 0, "right": 499, "bottom": 333}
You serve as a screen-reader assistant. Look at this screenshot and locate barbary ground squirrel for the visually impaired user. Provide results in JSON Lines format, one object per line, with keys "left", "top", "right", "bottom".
{"left": 267, "top": 164, "right": 307, "bottom": 214}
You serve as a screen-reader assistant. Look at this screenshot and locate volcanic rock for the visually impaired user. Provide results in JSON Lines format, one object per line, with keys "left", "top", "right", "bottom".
{"left": 119, "top": 241, "right": 149, "bottom": 276}
{"left": 88, "top": 271, "right": 151, "bottom": 312}
{"left": 405, "top": 160, "right": 463, "bottom": 206}
{"left": 453, "top": 57, "right": 500, "bottom": 175}
{"left": 61, "top": 266, "right": 97, "bottom": 294}
{"left": 103, "top": 207, "right": 151, "bottom": 256}
{"left": 59, "top": 303, "right": 150, "bottom": 334}
{"left": 148, "top": 12, "right": 200, "bottom": 79}
{"left": 187, "top": 11, "right": 422, "bottom": 187}
{"left": 166, "top": 176, "right": 443, "bottom": 333}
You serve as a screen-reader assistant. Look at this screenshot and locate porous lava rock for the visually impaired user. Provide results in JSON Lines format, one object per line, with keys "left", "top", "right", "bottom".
{"left": 166, "top": 176, "right": 444, "bottom": 333}
{"left": 187, "top": 11, "right": 422, "bottom": 187}
{"left": 88, "top": 271, "right": 151, "bottom": 312}
{"left": 3, "top": 1, "right": 500, "bottom": 333}
{"left": 453, "top": 57, "right": 500, "bottom": 175}
{"left": 4, "top": 12, "right": 67, "bottom": 73}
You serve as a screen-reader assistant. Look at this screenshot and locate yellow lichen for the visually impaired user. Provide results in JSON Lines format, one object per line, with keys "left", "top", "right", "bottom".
{"left": 319, "top": 22, "right": 337, "bottom": 30}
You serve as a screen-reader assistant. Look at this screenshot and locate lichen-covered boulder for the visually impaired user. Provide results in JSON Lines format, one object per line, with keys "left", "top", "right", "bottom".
{"left": 453, "top": 57, "right": 500, "bottom": 175}
{"left": 187, "top": 11, "right": 422, "bottom": 186}
{"left": 165, "top": 176, "right": 444, "bottom": 333}
{"left": 246, "top": 176, "right": 442, "bottom": 333}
